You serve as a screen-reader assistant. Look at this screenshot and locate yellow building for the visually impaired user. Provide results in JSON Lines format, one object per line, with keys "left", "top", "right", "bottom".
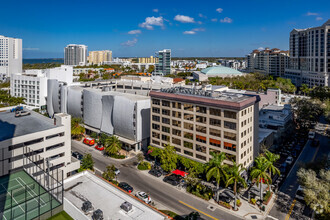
{"left": 88, "top": 50, "right": 112, "bottom": 64}
{"left": 138, "top": 56, "right": 158, "bottom": 63}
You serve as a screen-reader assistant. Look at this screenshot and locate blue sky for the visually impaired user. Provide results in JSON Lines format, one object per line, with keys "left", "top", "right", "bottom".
{"left": 1, "top": 0, "right": 329, "bottom": 58}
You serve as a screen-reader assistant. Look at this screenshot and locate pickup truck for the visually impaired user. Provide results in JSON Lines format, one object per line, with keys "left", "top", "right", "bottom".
{"left": 15, "top": 111, "right": 31, "bottom": 117}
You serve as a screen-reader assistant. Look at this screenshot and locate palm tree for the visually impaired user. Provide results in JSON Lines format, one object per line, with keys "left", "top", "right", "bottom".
{"left": 250, "top": 156, "right": 272, "bottom": 201}
{"left": 104, "top": 136, "right": 122, "bottom": 156}
{"left": 102, "top": 165, "right": 116, "bottom": 181}
{"left": 206, "top": 152, "right": 228, "bottom": 202}
{"left": 264, "top": 150, "right": 280, "bottom": 177}
{"left": 71, "top": 117, "right": 85, "bottom": 139}
{"left": 225, "top": 162, "right": 247, "bottom": 210}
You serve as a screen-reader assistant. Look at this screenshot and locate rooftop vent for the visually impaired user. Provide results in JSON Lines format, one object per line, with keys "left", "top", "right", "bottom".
{"left": 120, "top": 201, "right": 132, "bottom": 212}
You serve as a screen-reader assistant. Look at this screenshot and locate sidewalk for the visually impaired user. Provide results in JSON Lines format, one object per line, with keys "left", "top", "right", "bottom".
{"left": 138, "top": 168, "right": 276, "bottom": 220}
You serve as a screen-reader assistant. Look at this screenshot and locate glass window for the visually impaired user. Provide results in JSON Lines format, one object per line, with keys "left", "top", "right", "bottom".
{"left": 174, "top": 147, "right": 181, "bottom": 152}
{"left": 152, "top": 115, "right": 160, "bottom": 122}
{"left": 152, "top": 107, "right": 160, "bottom": 114}
{"left": 224, "top": 142, "right": 236, "bottom": 152}
{"left": 210, "top": 108, "right": 221, "bottom": 116}
{"left": 224, "top": 121, "right": 236, "bottom": 130}
{"left": 172, "top": 137, "right": 181, "bottom": 146}
{"left": 196, "top": 135, "right": 206, "bottom": 143}
{"left": 152, "top": 123, "right": 160, "bottom": 130}
{"left": 152, "top": 99, "right": 160, "bottom": 105}
{"left": 172, "top": 111, "right": 181, "bottom": 118}
{"left": 184, "top": 103, "right": 194, "bottom": 111}
{"left": 172, "top": 102, "right": 181, "bottom": 109}
{"left": 162, "top": 134, "right": 170, "bottom": 142}
{"left": 152, "top": 132, "right": 160, "bottom": 139}
{"left": 196, "top": 144, "right": 206, "bottom": 153}
{"left": 196, "top": 106, "right": 206, "bottom": 113}
{"left": 210, "top": 118, "right": 221, "bottom": 127}
{"left": 184, "top": 132, "right": 194, "bottom": 140}
{"left": 172, "top": 128, "right": 181, "bottom": 136}
{"left": 184, "top": 141, "right": 193, "bottom": 149}
{"left": 224, "top": 131, "right": 236, "bottom": 141}
{"left": 224, "top": 110, "right": 236, "bottom": 119}
{"left": 162, "top": 117, "right": 170, "bottom": 124}
{"left": 162, "top": 109, "right": 170, "bottom": 116}
{"left": 152, "top": 139, "right": 160, "bottom": 145}
{"left": 162, "top": 100, "right": 170, "bottom": 107}
{"left": 184, "top": 122, "right": 194, "bottom": 130}
{"left": 209, "top": 128, "right": 221, "bottom": 137}
{"left": 184, "top": 150, "right": 193, "bottom": 157}
{"left": 209, "top": 148, "right": 221, "bottom": 155}
{"left": 162, "top": 126, "right": 170, "bottom": 133}
{"left": 196, "top": 125, "right": 206, "bottom": 134}
{"left": 172, "top": 119, "right": 181, "bottom": 127}
{"left": 196, "top": 154, "right": 206, "bottom": 161}
{"left": 184, "top": 113, "right": 194, "bottom": 121}
{"left": 210, "top": 138, "right": 221, "bottom": 147}
{"left": 196, "top": 115, "right": 206, "bottom": 124}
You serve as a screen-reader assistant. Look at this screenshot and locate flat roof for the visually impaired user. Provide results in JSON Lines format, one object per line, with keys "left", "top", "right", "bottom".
{"left": 0, "top": 108, "right": 59, "bottom": 142}
{"left": 64, "top": 171, "right": 166, "bottom": 220}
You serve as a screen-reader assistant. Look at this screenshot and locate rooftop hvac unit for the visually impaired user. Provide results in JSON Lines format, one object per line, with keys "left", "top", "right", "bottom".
{"left": 82, "top": 201, "right": 93, "bottom": 213}
{"left": 120, "top": 201, "right": 132, "bottom": 212}
{"left": 92, "top": 209, "right": 103, "bottom": 220}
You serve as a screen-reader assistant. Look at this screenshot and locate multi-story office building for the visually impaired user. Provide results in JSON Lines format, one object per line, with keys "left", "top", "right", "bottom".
{"left": 0, "top": 108, "right": 80, "bottom": 178}
{"left": 155, "top": 49, "right": 171, "bottom": 76}
{"left": 64, "top": 44, "right": 88, "bottom": 66}
{"left": 88, "top": 50, "right": 112, "bottom": 65}
{"left": 149, "top": 88, "right": 260, "bottom": 168}
{"left": 138, "top": 56, "right": 158, "bottom": 64}
{"left": 285, "top": 20, "right": 330, "bottom": 87}
{"left": 0, "top": 35, "right": 22, "bottom": 79}
{"left": 247, "top": 48, "right": 289, "bottom": 77}
{"left": 10, "top": 65, "right": 73, "bottom": 108}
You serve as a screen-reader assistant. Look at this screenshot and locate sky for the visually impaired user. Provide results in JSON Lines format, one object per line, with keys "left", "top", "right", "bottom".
{"left": 0, "top": 0, "right": 329, "bottom": 58}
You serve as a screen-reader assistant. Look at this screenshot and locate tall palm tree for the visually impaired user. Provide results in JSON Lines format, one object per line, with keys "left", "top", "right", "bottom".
{"left": 225, "top": 162, "right": 247, "bottom": 210}
{"left": 71, "top": 117, "right": 85, "bottom": 139}
{"left": 206, "top": 152, "right": 228, "bottom": 202}
{"left": 104, "top": 136, "right": 122, "bottom": 156}
{"left": 250, "top": 156, "right": 272, "bottom": 201}
{"left": 264, "top": 150, "right": 280, "bottom": 177}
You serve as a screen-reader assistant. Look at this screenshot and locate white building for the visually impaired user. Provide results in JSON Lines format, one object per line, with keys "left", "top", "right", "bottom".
{"left": 0, "top": 108, "right": 80, "bottom": 178}
{"left": 0, "top": 35, "right": 22, "bottom": 80}
{"left": 285, "top": 19, "right": 330, "bottom": 87}
{"left": 64, "top": 44, "right": 88, "bottom": 66}
{"left": 10, "top": 65, "right": 73, "bottom": 108}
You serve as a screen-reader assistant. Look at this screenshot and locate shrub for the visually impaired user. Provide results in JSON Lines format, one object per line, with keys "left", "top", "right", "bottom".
{"left": 137, "top": 161, "right": 151, "bottom": 170}
{"left": 237, "top": 199, "right": 241, "bottom": 206}
{"left": 109, "top": 154, "right": 125, "bottom": 159}
{"left": 219, "top": 201, "right": 231, "bottom": 209}
{"left": 263, "top": 191, "right": 271, "bottom": 202}
{"left": 250, "top": 198, "right": 256, "bottom": 205}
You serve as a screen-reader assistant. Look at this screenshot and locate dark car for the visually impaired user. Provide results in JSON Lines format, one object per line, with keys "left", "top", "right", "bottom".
{"left": 72, "top": 151, "right": 83, "bottom": 160}
{"left": 149, "top": 168, "right": 162, "bottom": 177}
{"left": 118, "top": 182, "right": 134, "bottom": 193}
{"left": 163, "top": 174, "right": 182, "bottom": 186}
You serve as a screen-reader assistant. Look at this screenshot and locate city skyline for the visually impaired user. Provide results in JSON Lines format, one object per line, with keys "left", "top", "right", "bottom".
{"left": 1, "top": 0, "right": 329, "bottom": 58}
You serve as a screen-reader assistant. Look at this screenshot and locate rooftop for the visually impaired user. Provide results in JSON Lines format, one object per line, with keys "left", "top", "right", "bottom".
{"left": 64, "top": 171, "right": 166, "bottom": 220}
{"left": 0, "top": 108, "right": 59, "bottom": 142}
{"left": 201, "top": 66, "right": 242, "bottom": 75}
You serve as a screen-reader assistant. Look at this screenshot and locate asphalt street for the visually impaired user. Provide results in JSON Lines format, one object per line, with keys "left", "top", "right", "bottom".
{"left": 71, "top": 140, "right": 241, "bottom": 220}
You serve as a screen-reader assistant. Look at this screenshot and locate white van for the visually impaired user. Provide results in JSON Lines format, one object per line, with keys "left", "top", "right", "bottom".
{"left": 308, "top": 131, "right": 315, "bottom": 139}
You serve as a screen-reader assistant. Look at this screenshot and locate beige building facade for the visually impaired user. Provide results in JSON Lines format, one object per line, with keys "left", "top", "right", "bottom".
{"left": 138, "top": 56, "right": 158, "bottom": 64}
{"left": 149, "top": 88, "right": 260, "bottom": 168}
{"left": 88, "top": 50, "right": 112, "bottom": 64}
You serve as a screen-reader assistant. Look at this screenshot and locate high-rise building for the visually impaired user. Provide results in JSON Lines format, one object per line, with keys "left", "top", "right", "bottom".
{"left": 155, "top": 49, "right": 171, "bottom": 75}
{"left": 247, "top": 48, "right": 289, "bottom": 77}
{"left": 88, "top": 50, "right": 112, "bottom": 64}
{"left": 0, "top": 35, "right": 22, "bottom": 79}
{"left": 149, "top": 88, "right": 260, "bottom": 168}
{"left": 64, "top": 44, "right": 88, "bottom": 66}
{"left": 138, "top": 56, "right": 158, "bottom": 64}
{"left": 285, "top": 19, "right": 330, "bottom": 87}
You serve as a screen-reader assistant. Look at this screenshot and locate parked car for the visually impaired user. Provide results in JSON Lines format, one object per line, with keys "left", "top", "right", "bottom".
{"left": 114, "top": 168, "right": 120, "bottom": 175}
{"left": 72, "top": 151, "right": 83, "bottom": 160}
{"left": 118, "top": 182, "right": 133, "bottom": 193}
{"left": 95, "top": 145, "right": 104, "bottom": 151}
{"left": 83, "top": 137, "right": 95, "bottom": 146}
{"left": 308, "top": 131, "right": 315, "bottom": 139}
{"left": 163, "top": 174, "right": 182, "bottom": 186}
{"left": 295, "top": 185, "right": 304, "bottom": 201}
{"left": 285, "top": 156, "right": 294, "bottom": 165}
{"left": 10, "top": 106, "right": 23, "bottom": 112}
{"left": 15, "top": 110, "right": 31, "bottom": 117}
{"left": 149, "top": 168, "right": 162, "bottom": 177}
{"left": 135, "top": 191, "right": 152, "bottom": 204}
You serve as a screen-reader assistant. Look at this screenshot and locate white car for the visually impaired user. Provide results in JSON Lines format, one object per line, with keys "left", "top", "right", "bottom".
{"left": 285, "top": 156, "right": 294, "bottom": 165}
{"left": 295, "top": 185, "right": 304, "bottom": 201}
{"left": 114, "top": 168, "right": 120, "bottom": 175}
{"left": 135, "top": 191, "right": 152, "bottom": 204}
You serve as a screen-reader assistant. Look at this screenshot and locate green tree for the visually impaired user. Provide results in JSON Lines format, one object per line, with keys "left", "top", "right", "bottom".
{"left": 206, "top": 152, "right": 228, "bottom": 202}
{"left": 137, "top": 153, "right": 144, "bottom": 163}
{"left": 249, "top": 156, "right": 272, "bottom": 201}
{"left": 159, "top": 144, "right": 178, "bottom": 172}
{"left": 104, "top": 136, "right": 122, "bottom": 156}
{"left": 300, "top": 84, "right": 310, "bottom": 96}
{"left": 71, "top": 117, "right": 85, "bottom": 139}
{"left": 147, "top": 65, "right": 155, "bottom": 73}
{"left": 102, "top": 165, "right": 116, "bottom": 181}
{"left": 310, "top": 86, "right": 330, "bottom": 101}
{"left": 80, "top": 154, "right": 94, "bottom": 171}
{"left": 264, "top": 150, "right": 280, "bottom": 177}
{"left": 225, "top": 162, "right": 247, "bottom": 210}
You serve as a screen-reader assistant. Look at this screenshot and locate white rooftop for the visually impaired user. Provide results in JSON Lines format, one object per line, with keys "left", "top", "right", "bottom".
{"left": 64, "top": 171, "right": 166, "bottom": 220}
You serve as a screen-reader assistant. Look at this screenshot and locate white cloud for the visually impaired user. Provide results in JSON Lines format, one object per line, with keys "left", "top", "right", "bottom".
{"left": 183, "top": 28, "right": 205, "bottom": 35}
{"left": 306, "top": 12, "right": 318, "bottom": 16}
{"left": 257, "top": 47, "right": 264, "bottom": 51}
{"left": 139, "top": 16, "right": 164, "bottom": 30}
{"left": 216, "top": 8, "right": 223, "bottom": 13}
{"left": 211, "top": 18, "right": 218, "bottom": 22}
{"left": 153, "top": 9, "right": 159, "bottom": 13}
{"left": 183, "top": 31, "right": 196, "bottom": 35}
{"left": 174, "top": 15, "right": 195, "bottom": 23}
{"left": 220, "top": 17, "right": 233, "bottom": 23}
{"left": 128, "top": 29, "right": 141, "bottom": 35}
{"left": 121, "top": 38, "right": 138, "bottom": 47}
{"left": 23, "top": 48, "right": 39, "bottom": 51}
{"left": 316, "top": 17, "right": 323, "bottom": 20}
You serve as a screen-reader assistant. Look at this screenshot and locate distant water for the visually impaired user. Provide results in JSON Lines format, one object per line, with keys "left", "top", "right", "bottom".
{"left": 23, "top": 58, "right": 64, "bottom": 64}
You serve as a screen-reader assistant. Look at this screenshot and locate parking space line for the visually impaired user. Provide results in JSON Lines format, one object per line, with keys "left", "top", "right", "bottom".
{"left": 179, "top": 200, "right": 219, "bottom": 220}
{"left": 285, "top": 199, "right": 296, "bottom": 220}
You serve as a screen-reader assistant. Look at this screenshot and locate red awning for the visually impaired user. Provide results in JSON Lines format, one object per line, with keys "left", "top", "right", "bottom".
{"left": 172, "top": 169, "right": 188, "bottom": 177}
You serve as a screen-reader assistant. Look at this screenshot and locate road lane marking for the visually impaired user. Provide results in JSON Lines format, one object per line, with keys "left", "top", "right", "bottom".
{"left": 178, "top": 200, "right": 219, "bottom": 220}
{"left": 285, "top": 199, "right": 296, "bottom": 220}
